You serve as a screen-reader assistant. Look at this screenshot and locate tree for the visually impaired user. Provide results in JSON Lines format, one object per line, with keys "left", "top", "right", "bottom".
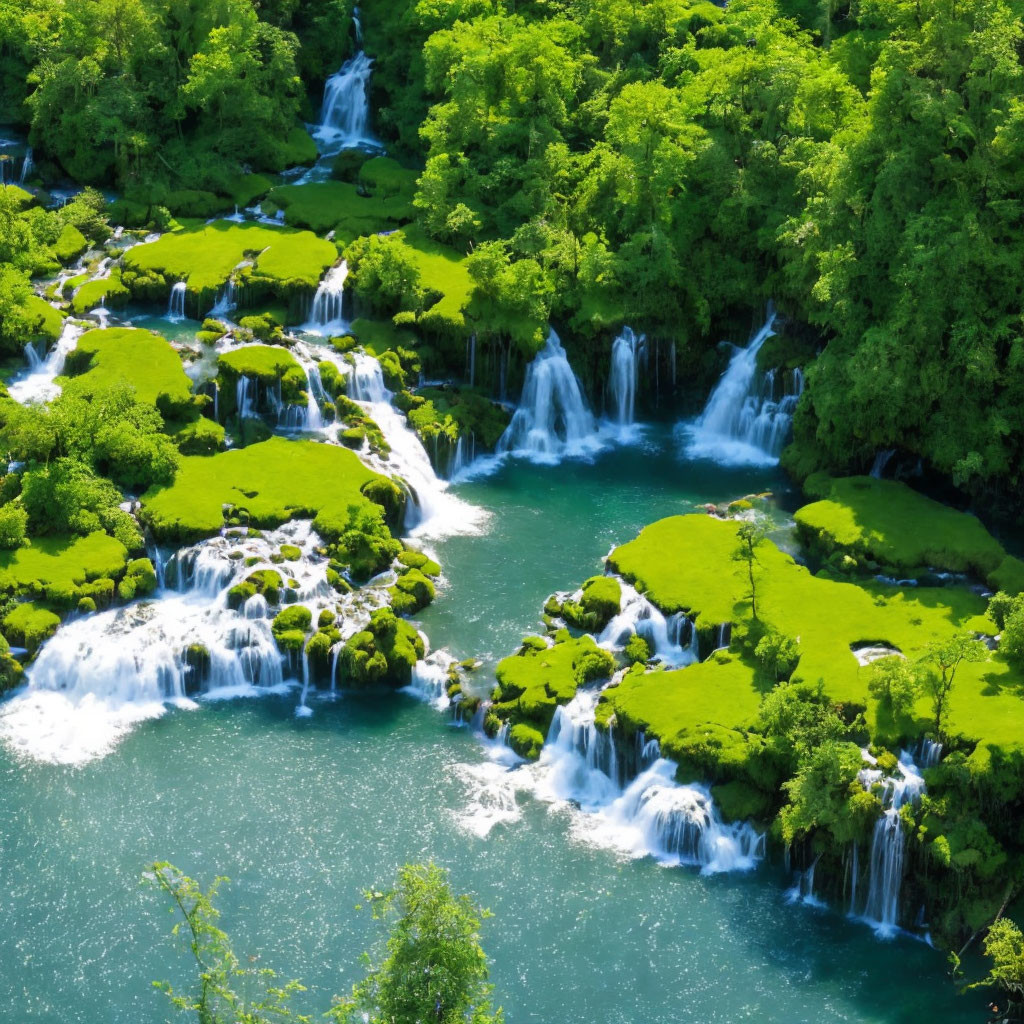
{"left": 922, "top": 633, "right": 989, "bottom": 739}
{"left": 754, "top": 629, "right": 801, "bottom": 681}
{"left": 968, "top": 917, "right": 1024, "bottom": 1019}
{"left": 998, "top": 597, "right": 1024, "bottom": 667}
{"left": 867, "top": 655, "right": 923, "bottom": 720}
{"left": 329, "top": 863, "right": 502, "bottom": 1024}
{"left": 144, "top": 861, "right": 309, "bottom": 1024}
{"left": 733, "top": 520, "right": 768, "bottom": 621}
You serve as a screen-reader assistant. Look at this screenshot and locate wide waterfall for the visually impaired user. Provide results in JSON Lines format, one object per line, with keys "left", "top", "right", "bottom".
{"left": 303, "top": 261, "right": 348, "bottom": 335}
{"left": 525, "top": 690, "right": 764, "bottom": 872}
{"left": 854, "top": 750, "right": 927, "bottom": 936}
{"left": 497, "top": 328, "right": 601, "bottom": 463}
{"left": 607, "top": 327, "right": 646, "bottom": 429}
{"left": 682, "top": 312, "right": 803, "bottom": 466}
{"left": 314, "top": 51, "right": 375, "bottom": 153}
{"left": 7, "top": 321, "right": 85, "bottom": 405}
{"left": 598, "top": 582, "right": 699, "bottom": 668}
{"left": 0, "top": 522, "right": 391, "bottom": 764}
{"left": 167, "top": 281, "right": 187, "bottom": 322}
{"left": 346, "top": 352, "right": 485, "bottom": 538}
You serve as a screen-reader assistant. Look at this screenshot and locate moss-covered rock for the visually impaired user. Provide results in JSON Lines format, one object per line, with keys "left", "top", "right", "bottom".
{"left": 561, "top": 576, "right": 621, "bottom": 632}
{"left": 340, "top": 607, "right": 424, "bottom": 688}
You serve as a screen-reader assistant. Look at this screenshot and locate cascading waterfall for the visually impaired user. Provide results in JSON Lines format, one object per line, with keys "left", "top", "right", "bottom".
{"left": 597, "top": 582, "right": 699, "bottom": 667}
{"left": 854, "top": 750, "right": 927, "bottom": 936}
{"left": 345, "top": 351, "right": 485, "bottom": 538}
{"left": 497, "top": 328, "right": 601, "bottom": 462}
{"left": 682, "top": 312, "right": 804, "bottom": 466}
{"left": 313, "top": 51, "right": 375, "bottom": 153}
{"left": 210, "top": 278, "right": 237, "bottom": 318}
{"left": 402, "top": 650, "right": 455, "bottom": 710}
{"left": 7, "top": 321, "right": 86, "bottom": 405}
{"left": 303, "top": 261, "right": 349, "bottom": 335}
{"left": 167, "top": 282, "right": 187, "bottom": 321}
{"left": 0, "top": 522, "right": 392, "bottom": 764}
{"left": 534, "top": 690, "right": 764, "bottom": 873}
{"left": 607, "top": 327, "right": 646, "bottom": 430}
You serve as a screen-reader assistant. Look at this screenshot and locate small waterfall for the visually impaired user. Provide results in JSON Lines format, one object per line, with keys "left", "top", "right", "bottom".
{"left": 683, "top": 312, "right": 803, "bottom": 466}
{"left": 402, "top": 651, "right": 454, "bottom": 709}
{"left": 871, "top": 449, "right": 896, "bottom": 479}
{"left": 345, "top": 351, "right": 485, "bottom": 538}
{"left": 303, "top": 261, "right": 348, "bottom": 335}
{"left": 608, "top": 327, "right": 646, "bottom": 428}
{"left": 787, "top": 856, "right": 824, "bottom": 906}
{"left": 536, "top": 691, "right": 764, "bottom": 873}
{"left": 598, "top": 582, "right": 698, "bottom": 667}
{"left": 236, "top": 376, "right": 257, "bottom": 420}
{"left": 448, "top": 433, "right": 476, "bottom": 480}
{"left": 210, "top": 279, "right": 237, "bottom": 318}
{"left": 916, "top": 738, "right": 943, "bottom": 768}
{"left": 352, "top": 5, "right": 363, "bottom": 42}
{"left": 7, "top": 321, "right": 86, "bottom": 405}
{"left": 313, "top": 51, "right": 375, "bottom": 153}
{"left": 855, "top": 750, "right": 927, "bottom": 936}
{"left": 0, "top": 522, "right": 392, "bottom": 763}
{"left": 167, "top": 282, "right": 187, "bottom": 322}
{"left": 19, "top": 148, "right": 33, "bottom": 185}
{"left": 497, "top": 328, "right": 600, "bottom": 462}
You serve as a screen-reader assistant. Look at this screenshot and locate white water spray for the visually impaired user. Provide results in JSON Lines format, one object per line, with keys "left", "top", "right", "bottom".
{"left": 303, "top": 261, "right": 348, "bottom": 335}
{"left": 167, "top": 282, "right": 187, "bottom": 322}
{"left": 608, "top": 327, "right": 646, "bottom": 429}
{"left": 683, "top": 312, "right": 803, "bottom": 466}
{"left": 314, "top": 52, "right": 375, "bottom": 153}
{"left": 7, "top": 320, "right": 85, "bottom": 405}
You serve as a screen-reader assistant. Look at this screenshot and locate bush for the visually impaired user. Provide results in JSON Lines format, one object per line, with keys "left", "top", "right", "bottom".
{"left": 867, "top": 655, "right": 924, "bottom": 719}
{"left": 624, "top": 633, "right": 650, "bottom": 665}
{"left": 1000, "top": 598, "right": 1024, "bottom": 666}
{"left": 754, "top": 630, "right": 801, "bottom": 681}
{"left": 0, "top": 503, "right": 27, "bottom": 550}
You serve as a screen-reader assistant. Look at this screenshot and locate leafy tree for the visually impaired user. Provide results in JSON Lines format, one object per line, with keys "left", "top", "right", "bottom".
{"left": 754, "top": 629, "right": 800, "bottom": 681}
{"left": 923, "top": 633, "right": 990, "bottom": 739}
{"left": 968, "top": 917, "right": 1024, "bottom": 1019}
{"left": 733, "top": 520, "right": 767, "bottom": 621}
{"left": 867, "top": 655, "right": 924, "bottom": 720}
{"left": 329, "top": 863, "right": 502, "bottom": 1024}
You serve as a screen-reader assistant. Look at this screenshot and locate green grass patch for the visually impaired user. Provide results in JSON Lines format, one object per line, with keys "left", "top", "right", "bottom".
{"left": 122, "top": 221, "right": 337, "bottom": 298}
{"left": 53, "top": 223, "right": 88, "bottom": 264}
{"left": 796, "top": 475, "right": 1023, "bottom": 591}
{"left": 267, "top": 180, "right": 415, "bottom": 244}
{"left": 62, "top": 327, "right": 193, "bottom": 411}
{"left": 70, "top": 272, "right": 130, "bottom": 315}
{"left": 608, "top": 514, "right": 1024, "bottom": 757}
{"left": 23, "top": 295, "right": 64, "bottom": 345}
{"left": 218, "top": 345, "right": 301, "bottom": 381}
{"left": 0, "top": 532, "right": 128, "bottom": 597}
{"left": 140, "top": 436, "right": 385, "bottom": 542}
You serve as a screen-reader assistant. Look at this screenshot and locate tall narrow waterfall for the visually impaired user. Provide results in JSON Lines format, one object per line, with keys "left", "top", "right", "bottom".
{"left": 497, "top": 328, "right": 600, "bottom": 462}
{"left": 608, "top": 327, "right": 646, "bottom": 429}
{"left": 19, "top": 147, "right": 33, "bottom": 185}
{"left": 533, "top": 690, "right": 764, "bottom": 873}
{"left": 0, "top": 523, "right": 391, "bottom": 764}
{"left": 682, "top": 311, "right": 803, "bottom": 466}
{"left": 167, "top": 281, "right": 187, "bottom": 322}
{"left": 303, "top": 261, "right": 348, "bottom": 335}
{"left": 346, "top": 352, "right": 485, "bottom": 538}
{"left": 854, "top": 751, "right": 927, "bottom": 936}
{"left": 314, "top": 51, "right": 375, "bottom": 153}
{"left": 7, "top": 321, "right": 85, "bottom": 405}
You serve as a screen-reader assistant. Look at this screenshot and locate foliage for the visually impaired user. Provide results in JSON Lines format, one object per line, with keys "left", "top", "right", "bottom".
{"left": 754, "top": 630, "right": 800, "bottom": 682}
{"left": 329, "top": 863, "right": 502, "bottom": 1024}
{"left": 923, "top": 633, "right": 990, "bottom": 739}
{"left": 867, "top": 655, "right": 923, "bottom": 721}
{"left": 969, "top": 917, "right": 1024, "bottom": 1010}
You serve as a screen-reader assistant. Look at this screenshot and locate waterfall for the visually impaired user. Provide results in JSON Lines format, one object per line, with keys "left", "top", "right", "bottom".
{"left": 533, "top": 690, "right": 764, "bottom": 873}
{"left": 448, "top": 433, "right": 476, "bottom": 480}
{"left": 7, "top": 321, "right": 86, "bottom": 405}
{"left": 597, "top": 582, "right": 699, "bottom": 667}
{"left": 236, "top": 376, "right": 257, "bottom": 420}
{"left": 210, "top": 278, "right": 237, "bottom": 318}
{"left": 0, "top": 522, "right": 392, "bottom": 764}
{"left": 167, "top": 282, "right": 187, "bottom": 322}
{"left": 402, "top": 650, "right": 454, "bottom": 710}
{"left": 277, "top": 365, "right": 325, "bottom": 433}
{"left": 786, "top": 856, "right": 824, "bottom": 907}
{"left": 608, "top": 327, "right": 646, "bottom": 428}
{"left": 345, "top": 351, "right": 485, "bottom": 538}
{"left": 497, "top": 328, "right": 600, "bottom": 463}
{"left": 303, "top": 261, "right": 348, "bottom": 335}
{"left": 352, "top": 5, "right": 363, "bottom": 42}
{"left": 313, "top": 51, "right": 375, "bottom": 153}
{"left": 854, "top": 750, "right": 927, "bottom": 936}
{"left": 871, "top": 449, "right": 896, "bottom": 479}
{"left": 682, "top": 311, "right": 803, "bottom": 466}
{"left": 19, "top": 148, "right": 33, "bottom": 185}
{"left": 466, "top": 333, "right": 477, "bottom": 387}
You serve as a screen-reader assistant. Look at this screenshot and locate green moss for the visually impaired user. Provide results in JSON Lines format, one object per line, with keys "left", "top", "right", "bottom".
{"left": 172, "top": 416, "right": 225, "bottom": 455}
{"left": 122, "top": 221, "right": 337, "bottom": 305}
{"left": 561, "top": 576, "right": 621, "bottom": 632}
{"left": 70, "top": 272, "right": 131, "bottom": 315}
{"left": 54, "top": 223, "right": 88, "bottom": 264}
{"left": 267, "top": 180, "right": 415, "bottom": 244}
{"left": 388, "top": 567, "right": 436, "bottom": 616}
{"left": 492, "top": 634, "right": 615, "bottom": 744}
{"left": 340, "top": 607, "right": 424, "bottom": 688}
{"left": 795, "top": 476, "right": 1015, "bottom": 590}
{"left": 23, "top": 296, "right": 64, "bottom": 346}
{"left": 218, "top": 345, "right": 301, "bottom": 383}
{"left": 0, "top": 532, "right": 129, "bottom": 604}
{"left": 62, "top": 328, "right": 194, "bottom": 414}
{"left": 509, "top": 723, "right": 546, "bottom": 760}
{"left": 272, "top": 605, "right": 312, "bottom": 640}
{"left": 140, "top": 437, "right": 384, "bottom": 543}
{"left": 3, "top": 602, "right": 61, "bottom": 654}
{"left": 397, "top": 549, "right": 441, "bottom": 577}
{"left": 405, "top": 387, "right": 511, "bottom": 451}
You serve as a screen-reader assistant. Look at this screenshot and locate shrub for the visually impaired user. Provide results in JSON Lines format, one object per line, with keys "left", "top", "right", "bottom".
{"left": 0, "top": 502, "right": 27, "bottom": 550}
{"left": 754, "top": 630, "right": 801, "bottom": 681}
